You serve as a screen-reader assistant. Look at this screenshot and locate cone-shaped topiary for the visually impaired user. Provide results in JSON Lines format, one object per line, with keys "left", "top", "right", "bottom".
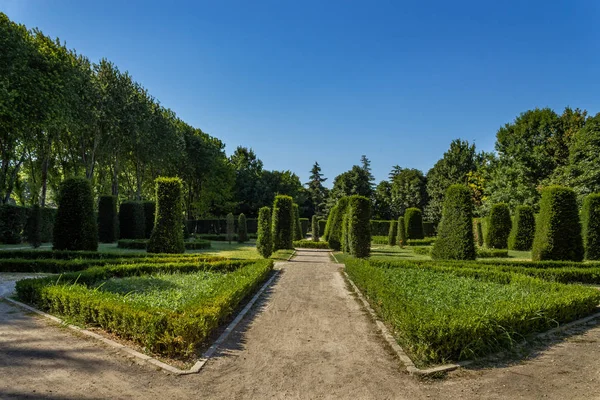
{"left": 98, "top": 195, "right": 118, "bottom": 243}
{"left": 312, "top": 215, "right": 320, "bottom": 242}
{"left": 147, "top": 177, "right": 185, "bottom": 254}
{"left": 346, "top": 195, "right": 371, "bottom": 258}
{"left": 582, "top": 193, "right": 600, "bottom": 260}
{"left": 272, "top": 195, "right": 294, "bottom": 250}
{"left": 397, "top": 216, "right": 406, "bottom": 247}
{"left": 119, "top": 201, "right": 145, "bottom": 239}
{"left": 508, "top": 205, "right": 535, "bottom": 251}
{"left": 53, "top": 177, "right": 98, "bottom": 251}
{"left": 405, "top": 208, "right": 424, "bottom": 239}
{"left": 532, "top": 186, "right": 583, "bottom": 261}
{"left": 486, "top": 203, "right": 512, "bottom": 249}
{"left": 388, "top": 220, "right": 397, "bottom": 246}
{"left": 257, "top": 206, "right": 273, "bottom": 258}
{"left": 328, "top": 197, "right": 350, "bottom": 251}
{"left": 143, "top": 201, "right": 155, "bottom": 238}
{"left": 431, "top": 184, "right": 475, "bottom": 260}
{"left": 28, "top": 204, "right": 42, "bottom": 248}
{"left": 293, "top": 204, "right": 303, "bottom": 240}
{"left": 238, "top": 213, "right": 248, "bottom": 243}
{"left": 226, "top": 213, "right": 235, "bottom": 244}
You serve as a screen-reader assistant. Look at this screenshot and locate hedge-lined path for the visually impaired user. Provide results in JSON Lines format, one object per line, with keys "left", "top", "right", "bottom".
{"left": 2, "top": 250, "right": 600, "bottom": 399}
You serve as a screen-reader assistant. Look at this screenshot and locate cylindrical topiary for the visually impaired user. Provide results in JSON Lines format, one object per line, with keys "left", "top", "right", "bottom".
{"left": 323, "top": 210, "right": 334, "bottom": 241}
{"left": 404, "top": 208, "right": 424, "bottom": 240}
{"left": 238, "top": 213, "right": 248, "bottom": 243}
{"left": 346, "top": 195, "right": 371, "bottom": 258}
{"left": 53, "top": 177, "right": 98, "bottom": 251}
{"left": 119, "top": 201, "right": 146, "bottom": 239}
{"left": 387, "top": 220, "right": 397, "bottom": 246}
{"left": 226, "top": 213, "right": 235, "bottom": 244}
{"left": 257, "top": 206, "right": 273, "bottom": 258}
{"left": 486, "top": 203, "right": 512, "bottom": 249}
{"left": 312, "top": 215, "right": 320, "bottom": 242}
{"left": 0, "top": 204, "right": 28, "bottom": 244}
{"left": 293, "top": 204, "right": 303, "bottom": 240}
{"left": 327, "top": 197, "right": 350, "bottom": 251}
{"left": 143, "top": 201, "right": 155, "bottom": 238}
{"left": 532, "top": 186, "right": 584, "bottom": 262}
{"left": 28, "top": 204, "right": 42, "bottom": 248}
{"left": 581, "top": 193, "right": 600, "bottom": 260}
{"left": 473, "top": 219, "right": 484, "bottom": 247}
{"left": 272, "top": 195, "right": 294, "bottom": 250}
{"left": 98, "top": 195, "right": 118, "bottom": 243}
{"left": 397, "top": 216, "right": 406, "bottom": 247}
{"left": 147, "top": 177, "right": 185, "bottom": 254}
{"left": 508, "top": 205, "right": 535, "bottom": 251}
{"left": 431, "top": 184, "right": 475, "bottom": 260}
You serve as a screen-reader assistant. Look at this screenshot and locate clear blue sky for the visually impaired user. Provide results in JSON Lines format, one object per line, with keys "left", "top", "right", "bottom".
{"left": 2, "top": 0, "right": 599, "bottom": 187}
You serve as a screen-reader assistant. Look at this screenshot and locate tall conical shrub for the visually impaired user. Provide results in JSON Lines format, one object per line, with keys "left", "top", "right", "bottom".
{"left": 397, "top": 216, "right": 406, "bottom": 247}
{"left": 431, "top": 185, "right": 475, "bottom": 260}
{"left": 312, "top": 215, "right": 320, "bottom": 242}
{"left": 346, "top": 195, "right": 371, "bottom": 258}
{"left": 147, "top": 177, "right": 185, "bottom": 254}
{"left": 583, "top": 193, "right": 600, "bottom": 260}
{"left": 532, "top": 186, "right": 583, "bottom": 261}
{"left": 272, "top": 195, "right": 294, "bottom": 250}
{"left": 328, "top": 197, "right": 350, "bottom": 251}
{"left": 486, "top": 203, "right": 511, "bottom": 249}
{"left": 238, "top": 213, "right": 248, "bottom": 243}
{"left": 508, "top": 205, "right": 535, "bottom": 251}
{"left": 405, "top": 208, "right": 424, "bottom": 239}
{"left": 98, "top": 195, "right": 118, "bottom": 243}
{"left": 257, "top": 206, "right": 273, "bottom": 258}
{"left": 387, "top": 220, "right": 397, "bottom": 246}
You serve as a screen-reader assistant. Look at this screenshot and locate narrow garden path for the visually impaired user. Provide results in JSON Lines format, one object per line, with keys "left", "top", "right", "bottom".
{"left": 1, "top": 250, "right": 600, "bottom": 399}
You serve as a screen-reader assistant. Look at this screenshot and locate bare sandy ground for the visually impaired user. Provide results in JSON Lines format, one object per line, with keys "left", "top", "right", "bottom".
{"left": 1, "top": 250, "right": 600, "bottom": 399}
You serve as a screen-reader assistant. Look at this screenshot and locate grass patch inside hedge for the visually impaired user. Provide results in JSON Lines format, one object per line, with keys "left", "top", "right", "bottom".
{"left": 345, "top": 257, "right": 600, "bottom": 366}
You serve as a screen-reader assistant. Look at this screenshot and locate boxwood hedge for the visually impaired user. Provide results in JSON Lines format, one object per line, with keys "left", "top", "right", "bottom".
{"left": 257, "top": 206, "right": 273, "bottom": 258}
{"left": 431, "top": 185, "right": 475, "bottom": 260}
{"left": 272, "top": 196, "right": 294, "bottom": 250}
{"left": 147, "top": 177, "right": 185, "bottom": 254}
{"left": 98, "top": 196, "right": 118, "bottom": 243}
{"left": 119, "top": 201, "right": 145, "bottom": 240}
{"left": 404, "top": 208, "right": 424, "bottom": 240}
{"left": 387, "top": 220, "right": 397, "bottom": 246}
{"left": 509, "top": 205, "right": 535, "bottom": 251}
{"left": 582, "top": 194, "right": 600, "bottom": 260}
{"left": 345, "top": 195, "right": 371, "bottom": 258}
{"left": 486, "top": 203, "right": 511, "bottom": 249}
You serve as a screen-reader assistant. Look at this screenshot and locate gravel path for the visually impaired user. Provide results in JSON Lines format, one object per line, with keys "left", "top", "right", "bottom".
{"left": 1, "top": 250, "right": 600, "bottom": 399}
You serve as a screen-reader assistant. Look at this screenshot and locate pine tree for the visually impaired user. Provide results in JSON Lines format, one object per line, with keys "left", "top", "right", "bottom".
{"left": 306, "top": 161, "right": 328, "bottom": 218}
{"left": 360, "top": 155, "right": 375, "bottom": 192}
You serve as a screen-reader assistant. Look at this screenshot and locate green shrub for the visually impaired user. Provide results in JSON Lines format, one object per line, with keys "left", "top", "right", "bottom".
{"left": 486, "top": 203, "right": 512, "bottom": 249}
{"left": 272, "top": 195, "right": 294, "bottom": 250}
{"left": 323, "top": 211, "right": 334, "bottom": 241}
{"left": 53, "top": 177, "right": 98, "bottom": 251}
{"left": 509, "top": 205, "right": 535, "bottom": 251}
{"left": 404, "top": 208, "right": 424, "bottom": 240}
{"left": 582, "top": 193, "right": 600, "bottom": 260}
{"left": 27, "top": 205, "right": 42, "bottom": 248}
{"left": 397, "top": 216, "right": 406, "bottom": 247}
{"left": 225, "top": 213, "right": 235, "bottom": 243}
{"left": 473, "top": 219, "right": 484, "bottom": 247}
{"left": 39, "top": 207, "right": 56, "bottom": 243}
{"left": 477, "top": 248, "right": 509, "bottom": 258}
{"left": 98, "top": 196, "right": 118, "bottom": 243}
{"left": 327, "top": 197, "right": 350, "bottom": 251}
{"left": 342, "top": 211, "right": 350, "bottom": 253}
{"left": 423, "top": 222, "right": 436, "bottom": 237}
{"left": 119, "top": 201, "right": 146, "bottom": 240}
{"left": 532, "top": 186, "right": 584, "bottom": 261}
{"left": 387, "top": 220, "right": 397, "bottom": 246}
{"left": 346, "top": 195, "right": 371, "bottom": 258}
{"left": 318, "top": 220, "right": 326, "bottom": 238}
{"left": 293, "top": 204, "right": 303, "bottom": 241}
{"left": 300, "top": 218, "right": 309, "bottom": 237}
{"left": 294, "top": 239, "right": 329, "bottom": 249}
{"left": 257, "top": 206, "right": 273, "bottom": 258}
{"left": 432, "top": 185, "right": 475, "bottom": 260}
{"left": 143, "top": 201, "right": 155, "bottom": 238}
{"left": 406, "top": 238, "right": 436, "bottom": 246}
{"left": 370, "top": 220, "right": 392, "bottom": 236}
{"left": 0, "top": 204, "right": 28, "bottom": 244}
{"left": 371, "top": 236, "right": 388, "bottom": 245}
{"left": 312, "top": 215, "right": 320, "bottom": 241}
{"left": 237, "top": 213, "right": 248, "bottom": 243}
{"left": 194, "top": 233, "right": 255, "bottom": 241}
{"left": 412, "top": 246, "right": 431, "bottom": 256}
{"left": 147, "top": 177, "right": 185, "bottom": 254}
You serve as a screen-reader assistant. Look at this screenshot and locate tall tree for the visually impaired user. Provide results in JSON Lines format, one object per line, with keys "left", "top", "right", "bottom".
{"left": 390, "top": 168, "right": 428, "bottom": 217}
{"left": 306, "top": 161, "right": 328, "bottom": 218}
{"left": 328, "top": 165, "right": 373, "bottom": 208}
{"left": 230, "top": 146, "right": 263, "bottom": 216}
{"left": 360, "top": 155, "right": 375, "bottom": 191}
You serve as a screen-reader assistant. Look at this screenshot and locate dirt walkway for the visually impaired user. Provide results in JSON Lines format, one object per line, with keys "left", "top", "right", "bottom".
{"left": 1, "top": 249, "right": 600, "bottom": 399}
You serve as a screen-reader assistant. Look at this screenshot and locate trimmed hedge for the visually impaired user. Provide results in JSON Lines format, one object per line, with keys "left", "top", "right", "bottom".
{"left": 147, "top": 177, "right": 185, "bottom": 254}
{"left": 407, "top": 238, "right": 436, "bottom": 246}
{"left": 387, "top": 220, "right": 397, "bottom": 246}
{"left": 27, "top": 205, "right": 42, "bottom": 248}
{"left": 532, "top": 186, "right": 584, "bottom": 262}
{"left": 327, "top": 197, "right": 350, "bottom": 251}
{"left": 423, "top": 222, "right": 436, "bottom": 237}
{"left": 509, "top": 205, "right": 535, "bottom": 251}
{"left": 119, "top": 202, "right": 146, "bottom": 240}
{"left": 118, "top": 239, "right": 211, "bottom": 250}
{"left": 53, "top": 177, "right": 98, "bottom": 251}
{"left": 293, "top": 204, "right": 303, "bottom": 241}
{"left": 486, "top": 203, "right": 512, "bottom": 249}
{"left": 398, "top": 216, "right": 406, "bottom": 247}
{"left": 98, "top": 196, "right": 118, "bottom": 243}
{"left": 194, "top": 233, "right": 256, "bottom": 241}
{"left": 473, "top": 219, "right": 484, "bottom": 247}
{"left": 257, "top": 206, "right": 273, "bottom": 258}
{"left": 300, "top": 218, "right": 309, "bottom": 236}
{"left": 370, "top": 220, "right": 392, "bottom": 236}
{"left": 143, "top": 201, "right": 155, "bottom": 238}
{"left": 238, "top": 213, "right": 248, "bottom": 243}
{"left": 294, "top": 239, "right": 329, "bottom": 249}
{"left": 0, "top": 204, "right": 28, "bottom": 244}
{"left": 345, "top": 195, "right": 371, "bottom": 258}
{"left": 583, "top": 194, "right": 600, "bottom": 260}
{"left": 319, "top": 219, "right": 327, "bottom": 240}
{"left": 312, "top": 215, "right": 320, "bottom": 242}
{"left": 272, "top": 196, "right": 294, "bottom": 251}
{"left": 431, "top": 185, "right": 475, "bottom": 260}
{"left": 404, "top": 208, "right": 424, "bottom": 240}
{"left": 225, "top": 213, "right": 235, "bottom": 243}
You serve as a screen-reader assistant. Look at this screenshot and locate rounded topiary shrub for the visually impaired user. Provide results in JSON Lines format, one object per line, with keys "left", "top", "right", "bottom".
{"left": 582, "top": 193, "right": 600, "bottom": 260}
{"left": 404, "top": 208, "right": 424, "bottom": 240}
{"left": 98, "top": 195, "right": 118, "bottom": 243}
{"left": 327, "top": 197, "right": 350, "bottom": 251}
{"left": 147, "top": 177, "right": 185, "bottom": 254}
{"left": 387, "top": 220, "right": 397, "bottom": 246}
{"left": 53, "top": 177, "right": 98, "bottom": 251}
{"left": 143, "top": 201, "right": 155, "bottom": 238}
{"left": 27, "top": 204, "right": 42, "bottom": 248}
{"left": 119, "top": 201, "right": 145, "bottom": 239}
{"left": 346, "top": 195, "right": 371, "bottom": 258}
{"left": 238, "top": 213, "right": 248, "bottom": 243}
{"left": 532, "top": 186, "right": 584, "bottom": 262}
{"left": 508, "top": 205, "right": 535, "bottom": 251}
{"left": 397, "top": 216, "right": 406, "bottom": 247}
{"left": 431, "top": 184, "right": 475, "bottom": 260}
{"left": 486, "top": 203, "right": 512, "bottom": 249}
{"left": 257, "top": 206, "right": 273, "bottom": 258}
{"left": 272, "top": 195, "right": 294, "bottom": 250}
{"left": 312, "top": 215, "right": 320, "bottom": 242}
{"left": 293, "top": 204, "right": 303, "bottom": 241}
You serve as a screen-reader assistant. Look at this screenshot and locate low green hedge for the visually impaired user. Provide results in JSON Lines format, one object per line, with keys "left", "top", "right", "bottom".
{"left": 16, "top": 259, "right": 273, "bottom": 357}
{"left": 293, "top": 240, "right": 330, "bottom": 249}
{"left": 118, "top": 239, "right": 211, "bottom": 250}
{"left": 476, "top": 248, "right": 509, "bottom": 258}
{"left": 371, "top": 237, "right": 436, "bottom": 246}
{"left": 194, "top": 233, "right": 257, "bottom": 241}
{"left": 345, "top": 258, "right": 600, "bottom": 365}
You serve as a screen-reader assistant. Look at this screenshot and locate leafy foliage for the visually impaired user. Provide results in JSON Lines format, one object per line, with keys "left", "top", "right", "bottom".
{"left": 486, "top": 203, "right": 511, "bottom": 249}
{"left": 147, "top": 177, "right": 185, "bottom": 254}
{"left": 53, "top": 178, "right": 98, "bottom": 251}
{"left": 508, "top": 205, "right": 535, "bottom": 251}
{"left": 582, "top": 193, "right": 600, "bottom": 260}
{"left": 432, "top": 185, "right": 475, "bottom": 260}
{"left": 312, "top": 215, "right": 320, "bottom": 242}
{"left": 98, "top": 196, "right": 118, "bottom": 243}
{"left": 257, "top": 206, "right": 273, "bottom": 258}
